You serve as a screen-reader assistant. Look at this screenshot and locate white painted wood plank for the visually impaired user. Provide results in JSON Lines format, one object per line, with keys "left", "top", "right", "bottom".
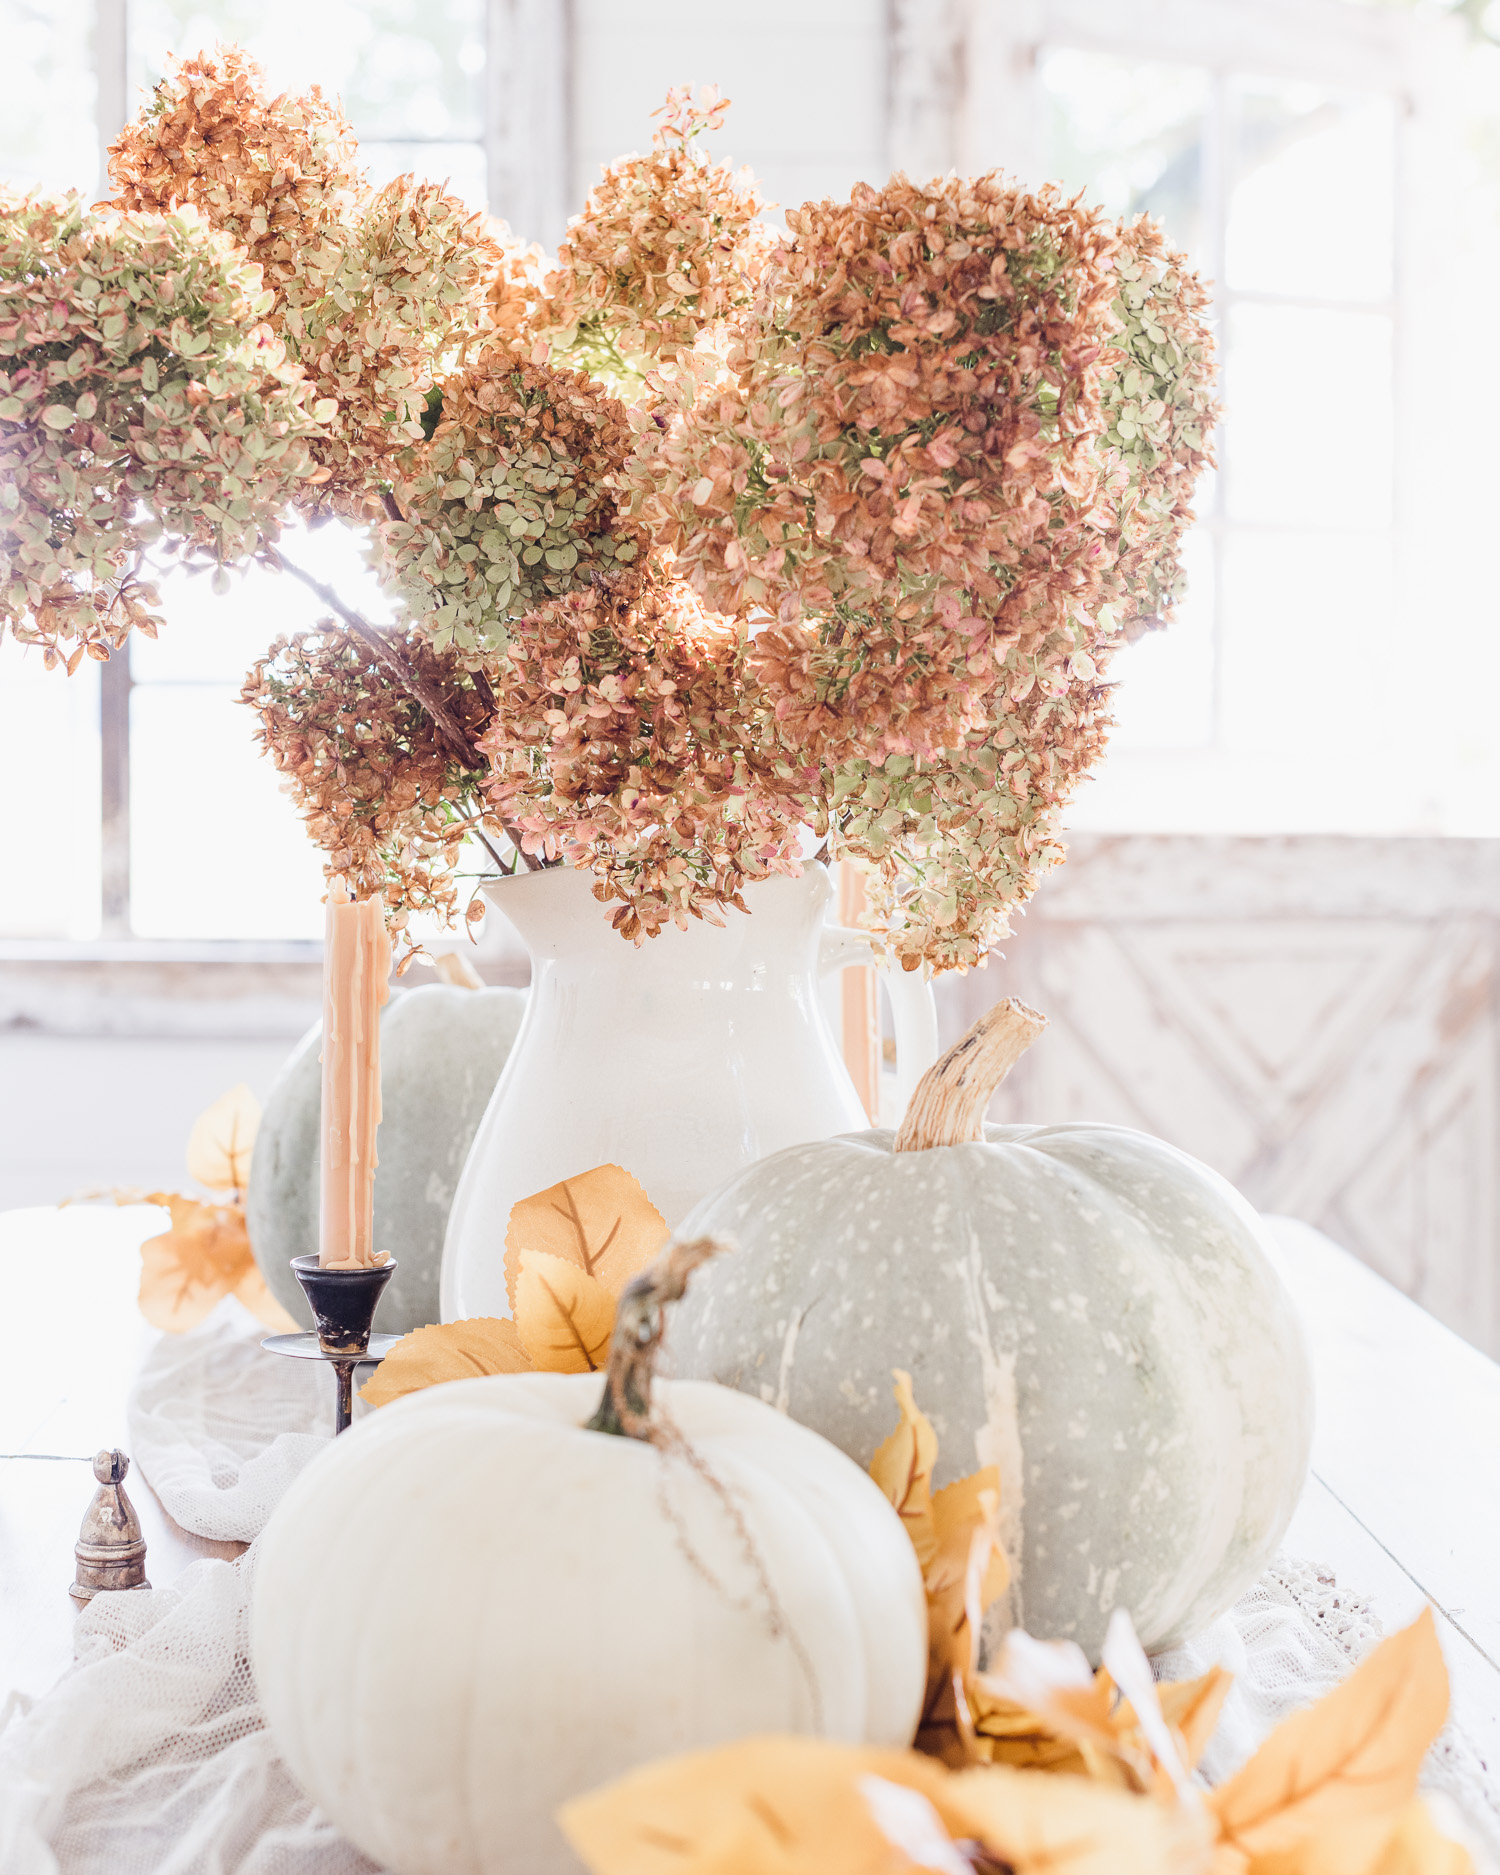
{"left": 1285, "top": 1473, "right": 1500, "bottom": 1781}
{"left": 1268, "top": 1217, "right": 1500, "bottom": 1678}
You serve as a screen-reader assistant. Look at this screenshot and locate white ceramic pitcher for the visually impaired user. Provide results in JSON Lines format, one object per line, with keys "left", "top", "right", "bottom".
{"left": 439, "top": 862, "right": 939, "bottom": 1321}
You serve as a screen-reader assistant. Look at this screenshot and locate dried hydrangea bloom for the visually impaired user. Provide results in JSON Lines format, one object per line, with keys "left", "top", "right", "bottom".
{"left": 0, "top": 190, "right": 325, "bottom": 665}
{"left": 482, "top": 569, "right": 804, "bottom": 935}
{"left": 242, "top": 626, "right": 496, "bottom": 932}
{"left": 1095, "top": 218, "right": 1218, "bottom": 637}
{"left": 107, "top": 46, "right": 360, "bottom": 311}
{"left": 831, "top": 670, "right": 1113, "bottom": 972}
{"left": 534, "top": 85, "right": 765, "bottom": 392}
{"left": 634, "top": 173, "right": 1122, "bottom": 624}
{"left": 475, "top": 236, "right": 553, "bottom": 361}
{"left": 379, "top": 357, "right": 645, "bottom": 659}
{"left": 292, "top": 177, "right": 504, "bottom": 513}
{"left": 109, "top": 47, "right": 498, "bottom": 516}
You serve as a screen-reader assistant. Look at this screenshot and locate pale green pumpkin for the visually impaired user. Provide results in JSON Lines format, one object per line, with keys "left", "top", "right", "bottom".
{"left": 247, "top": 981, "right": 526, "bottom": 1334}
{"left": 667, "top": 999, "right": 1313, "bottom": 1660}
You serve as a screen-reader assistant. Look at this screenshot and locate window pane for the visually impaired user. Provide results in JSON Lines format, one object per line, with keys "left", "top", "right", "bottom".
{"left": 1105, "top": 527, "right": 1216, "bottom": 751}
{"left": 1037, "top": 48, "right": 1210, "bottom": 261}
{"left": 360, "top": 139, "right": 487, "bottom": 214}
{"left": 128, "top": 521, "right": 394, "bottom": 937}
{"left": 1226, "top": 80, "right": 1395, "bottom": 303}
{"left": 1223, "top": 304, "right": 1393, "bottom": 529}
{"left": 130, "top": 684, "right": 325, "bottom": 939}
{"left": 131, "top": 521, "right": 393, "bottom": 687}
{"left": 129, "top": 0, "right": 485, "bottom": 144}
{"left": 0, "top": 641, "right": 101, "bottom": 939}
{"left": 1219, "top": 529, "right": 1393, "bottom": 772}
{"left": 0, "top": 0, "right": 98, "bottom": 196}
{"left": 573, "top": 0, "right": 887, "bottom": 225}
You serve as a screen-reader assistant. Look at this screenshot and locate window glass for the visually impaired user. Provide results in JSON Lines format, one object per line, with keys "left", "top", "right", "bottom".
{"left": 1226, "top": 80, "right": 1396, "bottom": 303}
{"left": 129, "top": 521, "right": 394, "bottom": 938}
{"left": 0, "top": 641, "right": 101, "bottom": 939}
{"left": 0, "top": 0, "right": 98, "bottom": 196}
{"left": 1106, "top": 531, "right": 1217, "bottom": 751}
{"left": 1222, "top": 304, "right": 1394, "bottom": 529}
{"left": 572, "top": 0, "right": 887, "bottom": 224}
{"left": 128, "top": 0, "right": 485, "bottom": 141}
{"left": 130, "top": 681, "right": 327, "bottom": 939}
{"left": 1218, "top": 529, "right": 1394, "bottom": 770}
{"left": 127, "top": 0, "right": 487, "bottom": 208}
{"left": 1037, "top": 49, "right": 1210, "bottom": 260}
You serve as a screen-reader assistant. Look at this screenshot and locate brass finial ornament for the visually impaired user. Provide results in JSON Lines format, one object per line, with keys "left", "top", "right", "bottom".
{"left": 69, "top": 1449, "right": 151, "bottom": 1603}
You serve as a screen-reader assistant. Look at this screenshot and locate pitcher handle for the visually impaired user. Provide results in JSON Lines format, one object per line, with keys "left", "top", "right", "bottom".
{"left": 819, "top": 925, "right": 941, "bottom": 1122}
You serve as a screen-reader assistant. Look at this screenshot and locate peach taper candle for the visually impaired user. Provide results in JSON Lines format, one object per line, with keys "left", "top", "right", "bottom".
{"left": 319, "top": 878, "right": 391, "bottom": 1268}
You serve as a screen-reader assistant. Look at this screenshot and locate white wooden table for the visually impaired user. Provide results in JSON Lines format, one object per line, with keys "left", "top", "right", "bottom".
{"left": 1, "top": 1204, "right": 1497, "bottom": 1791}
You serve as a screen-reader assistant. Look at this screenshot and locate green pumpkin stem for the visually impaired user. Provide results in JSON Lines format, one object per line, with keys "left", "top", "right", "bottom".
{"left": 894, "top": 997, "right": 1048, "bottom": 1152}
{"left": 587, "top": 1235, "right": 725, "bottom": 1440}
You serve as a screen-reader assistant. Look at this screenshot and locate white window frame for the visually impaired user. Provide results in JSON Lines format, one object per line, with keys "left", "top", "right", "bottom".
{"left": 39, "top": 0, "right": 1462, "bottom": 951}
{"left": 962, "top": 0, "right": 1459, "bottom": 771}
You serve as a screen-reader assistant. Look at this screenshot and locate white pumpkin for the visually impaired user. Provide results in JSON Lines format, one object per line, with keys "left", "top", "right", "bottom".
{"left": 668, "top": 1000, "right": 1314, "bottom": 1661}
{"left": 248, "top": 980, "right": 526, "bottom": 1334}
{"left": 250, "top": 1242, "right": 927, "bottom": 1875}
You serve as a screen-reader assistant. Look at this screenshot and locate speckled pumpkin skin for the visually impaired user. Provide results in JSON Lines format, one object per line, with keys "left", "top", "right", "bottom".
{"left": 668, "top": 1120, "right": 1313, "bottom": 1660}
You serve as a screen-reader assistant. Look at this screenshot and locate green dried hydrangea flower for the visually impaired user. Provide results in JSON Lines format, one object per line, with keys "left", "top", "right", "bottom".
{"left": 0, "top": 188, "right": 326, "bottom": 664}
{"left": 378, "top": 358, "right": 645, "bottom": 658}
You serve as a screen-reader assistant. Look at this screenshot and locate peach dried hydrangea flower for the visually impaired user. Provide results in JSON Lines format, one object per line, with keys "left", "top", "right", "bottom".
{"left": 242, "top": 626, "right": 498, "bottom": 932}
{"left": 631, "top": 173, "right": 1123, "bottom": 627}
{"left": 533, "top": 85, "right": 766, "bottom": 392}
{"left": 482, "top": 569, "right": 804, "bottom": 935}
{"left": 0, "top": 188, "right": 326, "bottom": 664}
{"left": 108, "top": 47, "right": 500, "bottom": 517}
{"left": 379, "top": 356, "right": 646, "bottom": 659}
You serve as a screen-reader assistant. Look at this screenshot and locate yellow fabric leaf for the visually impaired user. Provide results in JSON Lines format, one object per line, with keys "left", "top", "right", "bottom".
{"left": 138, "top": 1195, "right": 255, "bottom": 1332}
{"left": 946, "top": 1763, "right": 1213, "bottom": 1874}
{"left": 504, "top": 1163, "right": 668, "bottom": 1309}
{"left": 1211, "top": 1609, "right": 1449, "bottom": 1862}
{"left": 868, "top": 1369, "right": 939, "bottom": 1569}
{"left": 359, "top": 1316, "right": 532, "bottom": 1408}
{"left": 231, "top": 1262, "right": 300, "bottom": 1333}
{"left": 514, "top": 1248, "right": 616, "bottom": 1373}
{"left": 1368, "top": 1800, "right": 1477, "bottom": 1875}
{"left": 933, "top": 1468, "right": 1009, "bottom": 1617}
{"left": 559, "top": 1735, "right": 1207, "bottom": 1875}
{"left": 185, "top": 1083, "right": 261, "bottom": 1192}
{"left": 963, "top": 1660, "right": 1230, "bottom": 1791}
{"left": 972, "top": 1633, "right": 1121, "bottom": 1772}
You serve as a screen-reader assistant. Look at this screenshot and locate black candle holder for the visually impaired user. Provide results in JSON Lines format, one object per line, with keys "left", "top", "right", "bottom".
{"left": 261, "top": 1255, "right": 400, "bottom": 1435}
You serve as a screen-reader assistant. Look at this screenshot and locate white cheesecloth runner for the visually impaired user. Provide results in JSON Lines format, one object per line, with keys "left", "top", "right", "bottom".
{"left": 1, "top": 1298, "right": 1497, "bottom": 1875}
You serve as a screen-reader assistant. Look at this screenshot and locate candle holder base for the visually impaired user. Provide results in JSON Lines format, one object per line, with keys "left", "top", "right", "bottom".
{"left": 262, "top": 1256, "right": 399, "bottom": 1435}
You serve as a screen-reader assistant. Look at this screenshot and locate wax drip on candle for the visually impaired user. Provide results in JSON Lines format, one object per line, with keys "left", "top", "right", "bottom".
{"left": 319, "top": 879, "right": 391, "bottom": 1269}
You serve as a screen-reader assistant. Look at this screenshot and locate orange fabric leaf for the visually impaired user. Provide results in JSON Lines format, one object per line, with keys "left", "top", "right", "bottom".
{"left": 560, "top": 1734, "right": 1207, "bottom": 1875}
{"left": 1367, "top": 1800, "right": 1477, "bottom": 1875}
{"left": 360, "top": 1316, "right": 533, "bottom": 1407}
{"left": 513, "top": 1248, "right": 617, "bottom": 1372}
{"left": 1211, "top": 1609, "right": 1449, "bottom": 1863}
{"left": 504, "top": 1164, "right": 668, "bottom": 1309}
{"left": 868, "top": 1369, "right": 939, "bottom": 1569}
{"left": 138, "top": 1195, "right": 256, "bottom": 1332}
{"left": 185, "top": 1083, "right": 261, "bottom": 1191}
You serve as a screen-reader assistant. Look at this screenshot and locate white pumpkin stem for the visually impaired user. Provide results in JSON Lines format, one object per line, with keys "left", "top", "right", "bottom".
{"left": 894, "top": 997, "right": 1048, "bottom": 1153}
{"left": 587, "top": 1236, "right": 726, "bottom": 1441}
